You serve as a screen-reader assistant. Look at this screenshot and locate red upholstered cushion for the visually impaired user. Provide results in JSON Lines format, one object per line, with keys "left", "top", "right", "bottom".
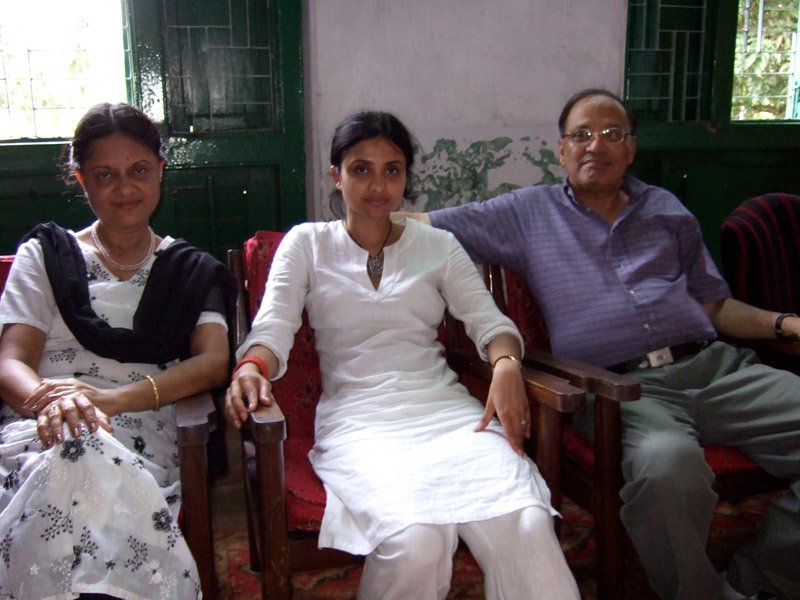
{"left": 503, "top": 267, "right": 551, "bottom": 352}
{"left": 702, "top": 445, "right": 762, "bottom": 474}
{"left": 284, "top": 437, "right": 326, "bottom": 531}
{"left": 562, "top": 426, "right": 761, "bottom": 475}
{"left": 563, "top": 425, "right": 596, "bottom": 472}
{"left": 243, "top": 231, "right": 322, "bottom": 439}
{"left": 0, "top": 255, "right": 13, "bottom": 294}
{"left": 243, "top": 231, "right": 326, "bottom": 529}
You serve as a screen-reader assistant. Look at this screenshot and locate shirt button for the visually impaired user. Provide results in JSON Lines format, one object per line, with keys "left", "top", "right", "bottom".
{"left": 629, "top": 289, "right": 636, "bottom": 296}
{"left": 644, "top": 323, "right": 651, "bottom": 330}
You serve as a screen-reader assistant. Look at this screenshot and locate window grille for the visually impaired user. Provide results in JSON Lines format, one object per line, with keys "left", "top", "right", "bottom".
{"left": 0, "top": 1, "right": 130, "bottom": 140}
{"left": 162, "top": 0, "right": 279, "bottom": 134}
{"left": 625, "top": 0, "right": 711, "bottom": 122}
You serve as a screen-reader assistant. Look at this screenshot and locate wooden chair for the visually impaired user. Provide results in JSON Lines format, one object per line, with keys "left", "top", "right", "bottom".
{"left": 485, "top": 263, "right": 788, "bottom": 599}
{"left": 176, "top": 394, "right": 218, "bottom": 599}
{"left": 720, "top": 192, "right": 800, "bottom": 374}
{"left": 227, "top": 230, "right": 586, "bottom": 600}
{"left": 0, "top": 254, "right": 218, "bottom": 600}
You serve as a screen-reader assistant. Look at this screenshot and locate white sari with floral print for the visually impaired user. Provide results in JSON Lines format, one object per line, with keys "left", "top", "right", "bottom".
{"left": 0, "top": 234, "right": 219, "bottom": 599}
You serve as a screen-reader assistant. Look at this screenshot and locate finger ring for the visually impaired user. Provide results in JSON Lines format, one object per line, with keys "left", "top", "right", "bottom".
{"left": 520, "top": 419, "right": 528, "bottom": 426}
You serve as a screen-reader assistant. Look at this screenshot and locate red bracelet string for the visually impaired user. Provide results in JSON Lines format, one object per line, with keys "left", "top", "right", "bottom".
{"left": 232, "top": 356, "right": 268, "bottom": 378}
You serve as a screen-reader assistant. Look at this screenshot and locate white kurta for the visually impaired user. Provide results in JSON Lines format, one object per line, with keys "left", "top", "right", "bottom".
{"left": 0, "top": 234, "right": 224, "bottom": 600}
{"left": 240, "top": 218, "right": 556, "bottom": 555}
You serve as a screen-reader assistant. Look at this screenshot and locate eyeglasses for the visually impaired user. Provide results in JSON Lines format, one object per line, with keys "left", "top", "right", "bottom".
{"left": 561, "top": 127, "right": 633, "bottom": 145}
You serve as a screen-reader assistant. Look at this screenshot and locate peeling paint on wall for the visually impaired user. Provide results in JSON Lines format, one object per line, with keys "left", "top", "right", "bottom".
{"left": 318, "top": 134, "right": 564, "bottom": 219}
{"left": 406, "top": 135, "right": 562, "bottom": 211}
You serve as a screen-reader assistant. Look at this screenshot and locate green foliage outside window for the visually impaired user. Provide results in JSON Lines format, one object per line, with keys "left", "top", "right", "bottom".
{"left": 732, "top": 0, "right": 800, "bottom": 120}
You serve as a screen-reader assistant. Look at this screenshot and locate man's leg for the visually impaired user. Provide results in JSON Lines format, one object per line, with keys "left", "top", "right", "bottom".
{"left": 458, "top": 506, "right": 580, "bottom": 600}
{"left": 616, "top": 381, "right": 722, "bottom": 600}
{"left": 693, "top": 344, "right": 800, "bottom": 599}
{"left": 357, "top": 523, "right": 458, "bottom": 600}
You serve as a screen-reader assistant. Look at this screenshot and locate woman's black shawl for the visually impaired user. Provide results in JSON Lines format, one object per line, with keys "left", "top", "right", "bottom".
{"left": 23, "top": 222, "right": 237, "bottom": 366}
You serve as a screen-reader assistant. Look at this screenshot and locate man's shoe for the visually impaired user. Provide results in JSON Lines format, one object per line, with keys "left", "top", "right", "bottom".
{"left": 721, "top": 576, "right": 775, "bottom": 600}
{"left": 722, "top": 577, "right": 754, "bottom": 600}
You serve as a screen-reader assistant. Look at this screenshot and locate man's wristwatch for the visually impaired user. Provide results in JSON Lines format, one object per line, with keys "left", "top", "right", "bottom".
{"left": 774, "top": 313, "right": 800, "bottom": 341}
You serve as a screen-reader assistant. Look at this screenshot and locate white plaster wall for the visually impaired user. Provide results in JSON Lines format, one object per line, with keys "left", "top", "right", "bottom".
{"left": 303, "top": 0, "right": 628, "bottom": 218}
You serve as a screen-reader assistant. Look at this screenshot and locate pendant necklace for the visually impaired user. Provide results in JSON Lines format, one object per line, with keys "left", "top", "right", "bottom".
{"left": 344, "top": 220, "right": 393, "bottom": 279}
{"left": 91, "top": 222, "right": 156, "bottom": 272}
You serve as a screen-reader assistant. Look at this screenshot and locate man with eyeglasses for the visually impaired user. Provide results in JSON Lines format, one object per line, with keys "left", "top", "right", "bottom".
{"left": 399, "top": 88, "right": 800, "bottom": 600}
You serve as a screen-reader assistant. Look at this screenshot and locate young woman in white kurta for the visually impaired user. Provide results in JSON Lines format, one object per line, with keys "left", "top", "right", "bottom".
{"left": 225, "top": 111, "right": 579, "bottom": 600}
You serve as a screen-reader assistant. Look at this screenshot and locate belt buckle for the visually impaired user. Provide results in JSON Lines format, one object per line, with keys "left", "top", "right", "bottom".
{"left": 646, "top": 346, "right": 674, "bottom": 368}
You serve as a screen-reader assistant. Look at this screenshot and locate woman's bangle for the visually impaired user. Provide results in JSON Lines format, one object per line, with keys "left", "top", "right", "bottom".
{"left": 492, "top": 355, "right": 521, "bottom": 369}
{"left": 232, "top": 356, "right": 268, "bottom": 378}
{"left": 145, "top": 375, "right": 160, "bottom": 412}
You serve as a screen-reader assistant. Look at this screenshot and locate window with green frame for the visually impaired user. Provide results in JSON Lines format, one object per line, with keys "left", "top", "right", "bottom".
{"left": 0, "top": 0, "right": 284, "bottom": 140}
{"left": 625, "top": 0, "right": 800, "bottom": 124}
{"left": 732, "top": 0, "right": 800, "bottom": 120}
{"left": 0, "top": 1, "right": 130, "bottom": 140}
{"left": 0, "top": 0, "right": 304, "bottom": 256}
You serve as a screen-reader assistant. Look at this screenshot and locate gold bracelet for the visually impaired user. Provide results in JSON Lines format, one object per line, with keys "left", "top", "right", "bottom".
{"left": 491, "top": 354, "right": 521, "bottom": 369}
{"left": 145, "top": 375, "right": 161, "bottom": 412}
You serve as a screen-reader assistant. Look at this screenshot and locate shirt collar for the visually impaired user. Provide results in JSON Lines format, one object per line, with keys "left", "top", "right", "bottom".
{"left": 561, "top": 174, "right": 645, "bottom": 209}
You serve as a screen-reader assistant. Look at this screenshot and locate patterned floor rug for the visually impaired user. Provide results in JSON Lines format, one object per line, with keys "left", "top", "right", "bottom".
{"left": 212, "top": 493, "right": 777, "bottom": 599}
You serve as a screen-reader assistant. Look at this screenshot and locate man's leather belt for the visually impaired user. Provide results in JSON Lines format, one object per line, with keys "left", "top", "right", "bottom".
{"left": 606, "top": 340, "right": 710, "bottom": 374}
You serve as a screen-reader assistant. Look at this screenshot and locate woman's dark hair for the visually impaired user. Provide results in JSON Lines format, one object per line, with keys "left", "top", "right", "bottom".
{"left": 67, "top": 103, "right": 165, "bottom": 177}
{"left": 328, "top": 110, "right": 415, "bottom": 217}
{"left": 557, "top": 88, "right": 638, "bottom": 137}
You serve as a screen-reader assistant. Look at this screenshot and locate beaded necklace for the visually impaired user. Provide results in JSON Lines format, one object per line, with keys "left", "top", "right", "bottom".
{"left": 91, "top": 222, "right": 156, "bottom": 272}
{"left": 344, "top": 220, "right": 392, "bottom": 279}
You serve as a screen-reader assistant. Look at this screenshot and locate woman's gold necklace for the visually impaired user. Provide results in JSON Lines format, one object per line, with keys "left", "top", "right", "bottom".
{"left": 344, "top": 220, "right": 392, "bottom": 278}
{"left": 91, "top": 222, "right": 156, "bottom": 272}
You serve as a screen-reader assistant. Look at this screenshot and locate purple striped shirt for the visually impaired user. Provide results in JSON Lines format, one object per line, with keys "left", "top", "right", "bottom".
{"left": 429, "top": 175, "right": 730, "bottom": 367}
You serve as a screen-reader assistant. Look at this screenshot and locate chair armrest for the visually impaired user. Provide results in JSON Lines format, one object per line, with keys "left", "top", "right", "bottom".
{"left": 247, "top": 401, "right": 288, "bottom": 443}
{"left": 524, "top": 347, "right": 640, "bottom": 403}
{"left": 176, "top": 391, "right": 217, "bottom": 446}
{"left": 447, "top": 348, "right": 585, "bottom": 413}
{"left": 524, "top": 348, "right": 636, "bottom": 541}
{"left": 244, "top": 398, "right": 289, "bottom": 589}
{"left": 175, "top": 391, "right": 217, "bottom": 598}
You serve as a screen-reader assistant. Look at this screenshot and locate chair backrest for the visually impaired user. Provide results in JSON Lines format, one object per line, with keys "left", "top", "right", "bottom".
{"left": 242, "top": 231, "right": 321, "bottom": 439}
{"left": 0, "top": 255, "right": 13, "bottom": 295}
{"left": 720, "top": 193, "right": 800, "bottom": 313}
{"left": 486, "top": 265, "right": 551, "bottom": 353}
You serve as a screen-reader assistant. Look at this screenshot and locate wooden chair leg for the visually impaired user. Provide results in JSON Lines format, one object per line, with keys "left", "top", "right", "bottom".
{"left": 255, "top": 438, "right": 291, "bottom": 600}
{"left": 594, "top": 397, "right": 625, "bottom": 600}
{"left": 179, "top": 436, "right": 216, "bottom": 600}
{"left": 241, "top": 439, "right": 262, "bottom": 571}
{"left": 536, "top": 405, "right": 563, "bottom": 536}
